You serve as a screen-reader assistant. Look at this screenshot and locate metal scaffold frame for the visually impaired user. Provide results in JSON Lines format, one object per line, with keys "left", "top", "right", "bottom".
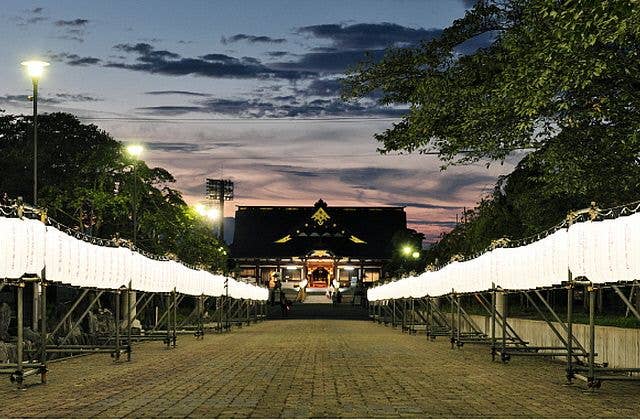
{"left": 567, "top": 280, "right": 640, "bottom": 388}
{"left": 0, "top": 278, "right": 47, "bottom": 388}
{"left": 0, "top": 277, "right": 265, "bottom": 389}
{"left": 370, "top": 277, "right": 640, "bottom": 390}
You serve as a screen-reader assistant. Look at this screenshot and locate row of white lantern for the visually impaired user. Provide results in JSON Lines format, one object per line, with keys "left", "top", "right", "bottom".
{"left": 369, "top": 212, "right": 640, "bottom": 301}
{"left": 0, "top": 216, "right": 268, "bottom": 301}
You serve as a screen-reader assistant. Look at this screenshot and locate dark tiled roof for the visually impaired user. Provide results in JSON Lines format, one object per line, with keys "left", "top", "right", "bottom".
{"left": 231, "top": 199, "right": 406, "bottom": 259}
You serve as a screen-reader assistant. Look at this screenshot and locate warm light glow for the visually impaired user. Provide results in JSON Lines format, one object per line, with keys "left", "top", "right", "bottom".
{"left": 195, "top": 203, "right": 207, "bottom": 215}
{"left": 206, "top": 208, "right": 220, "bottom": 220}
{"left": 342, "top": 266, "right": 355, "bottom": 271}
{"left": 285, "top": 265, "right": 300, "bottom": 270}
{"left": 126, "top": 144, "right": 144, "bottom": 157}
{"left": 402, "top": 245, "right": 413, "bottom": 256}
{"left": 21, "top": 60, "right": 49, "bottom": 79}
{"left": 195, "top": 203, "right": 220, "bottom": 220}
{"left": 412, "top": 251, "right": 421, "bottom": 259}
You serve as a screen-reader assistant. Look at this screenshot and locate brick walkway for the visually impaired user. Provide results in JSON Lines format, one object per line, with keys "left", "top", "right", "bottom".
{"left": 1, "top": 319, "right": 639, "bottom": 418}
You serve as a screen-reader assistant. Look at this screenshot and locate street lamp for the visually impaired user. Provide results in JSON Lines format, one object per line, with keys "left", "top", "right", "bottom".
{"left": 21, "top": 60, "right": 49, "bottom": 206}
{"left": 401, "top": 245, "right": 413, "bottom": 256}
{"left": 126, "top": 144, "right": 144, "bottom": 245}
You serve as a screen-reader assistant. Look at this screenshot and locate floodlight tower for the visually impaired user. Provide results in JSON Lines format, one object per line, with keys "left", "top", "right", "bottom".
{"left": 206, "top": 179, "right": 234, "bottom": 241}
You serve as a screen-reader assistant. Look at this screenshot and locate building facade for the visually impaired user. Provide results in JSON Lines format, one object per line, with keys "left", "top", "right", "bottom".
{"left": 230, "top": 199, "right": 407, "bottom": 290}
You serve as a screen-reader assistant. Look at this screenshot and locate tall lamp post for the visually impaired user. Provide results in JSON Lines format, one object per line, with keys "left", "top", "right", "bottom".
{"left": 126, "top": 144, "right": 144, "bottom": 245}
{"left": 21, "top": 60, "right": 49, "bottom": 332}
{"left": 21, "top": 60, "right": 49, "bottom": 206}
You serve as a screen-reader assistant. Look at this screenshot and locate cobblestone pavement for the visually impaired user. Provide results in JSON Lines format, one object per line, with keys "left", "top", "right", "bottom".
{"left": 1, "top": 319, "right": 639, "bottom": 418}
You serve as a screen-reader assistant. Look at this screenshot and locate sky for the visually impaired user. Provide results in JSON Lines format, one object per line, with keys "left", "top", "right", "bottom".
{"left": 0, "top": 0, "right": 521, "bottom": 243}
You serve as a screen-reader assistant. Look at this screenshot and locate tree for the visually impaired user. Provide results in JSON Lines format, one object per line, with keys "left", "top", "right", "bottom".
{"left": 344, "top": 0, "right": 640, "bottom": 206}
{"left": 0, "top": 112, "right": 227, "bottom": 271}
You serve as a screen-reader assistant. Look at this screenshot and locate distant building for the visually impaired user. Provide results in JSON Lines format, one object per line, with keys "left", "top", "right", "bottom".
{"left": 230, "top": 199, "right": 406, "bottom": 289}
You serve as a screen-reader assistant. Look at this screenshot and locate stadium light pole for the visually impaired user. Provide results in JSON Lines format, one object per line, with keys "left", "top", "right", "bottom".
{"left": 21, "top": 60, "right": 49, "bottom": 206}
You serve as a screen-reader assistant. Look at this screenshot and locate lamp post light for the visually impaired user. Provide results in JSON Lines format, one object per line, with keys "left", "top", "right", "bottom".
{"left": 402, "top": 245, "right": 413, "bottom": 257}
{"left": 399, "top": 245, "right": 421, "bottom": 277}
{"left": 21, "top": 60, "right": 49, "bottom": 206}
{"left": 126, "top": 144, "right": 144, "bottom": 246}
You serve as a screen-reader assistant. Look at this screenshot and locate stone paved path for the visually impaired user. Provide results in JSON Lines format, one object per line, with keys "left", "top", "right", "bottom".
{"left": 1, "top": 319, "right": 639, "bottom": 418}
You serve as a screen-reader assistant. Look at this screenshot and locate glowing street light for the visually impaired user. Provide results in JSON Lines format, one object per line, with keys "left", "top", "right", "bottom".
{"left": 126, "top": 144, "right": 144, "bottom": 245}
{"left": 22, "top": 60, "right": 49, "bottom": 79}
{"left": 412, "top": 251, "right": 420, "bottom": 259}
{"left": 402, "top": 245, "right": 413, "bottom": 256}
{"left": 21, "top": 60, "right": 49, "bottom": 206}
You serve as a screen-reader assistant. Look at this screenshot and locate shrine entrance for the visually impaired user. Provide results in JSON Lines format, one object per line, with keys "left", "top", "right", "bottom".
{"left": 309, "top": 267, "right": 330, "bottom": 288}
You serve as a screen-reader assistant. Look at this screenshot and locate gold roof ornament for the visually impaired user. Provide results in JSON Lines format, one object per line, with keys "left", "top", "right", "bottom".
{"left": 311, "top": 207, "right": 330, "bottom": 225}
{"left": 274, "top": 234, "right": 292, "bottom": 243}
{"left": 310, "top": 250, "right": 330, "bottom": 257}
{"left": 349, "top": 235, "right": 366, "bottom": 244}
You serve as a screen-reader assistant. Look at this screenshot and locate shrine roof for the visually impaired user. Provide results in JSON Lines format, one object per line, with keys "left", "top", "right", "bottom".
{"left": 231, "top": 199, "right": 406, "bottom": 259}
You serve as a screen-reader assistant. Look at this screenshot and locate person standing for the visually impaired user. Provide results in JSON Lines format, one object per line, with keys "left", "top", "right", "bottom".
{"left": 268, "top": 272, "right": 278, "bottom": 306}
{"left": 296, "top": 278, "right": 308, "bottom": 302}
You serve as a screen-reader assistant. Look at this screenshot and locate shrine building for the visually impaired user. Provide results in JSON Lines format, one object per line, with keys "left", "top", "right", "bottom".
{"left": 230, "top": 199, "right": 407, "bottom": 290}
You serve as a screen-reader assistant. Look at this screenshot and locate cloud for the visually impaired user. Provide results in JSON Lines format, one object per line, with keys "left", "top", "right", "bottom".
{"left": 135, "top": 106, "right": 203, "bottom": 116}
{"left": 0, "top": 93, "right": 100, "bottom": 105}
{"left": 12, "top": 7, "right": 48, "bottom": 25}
{"left": 266, "top": 164, "right": 321, "bottom": 178}
{"left": 145, "top": 90, "right": 210, "bottom": 97}
{"left": 268, "top": 22, "right": 443, "bottom": 75}
{"left": 49, "top": 52, "right": 101, "bottom": 66}
{"left": 54, "top": 18, "right": 89, "bottom": 27}
{"left": 146, "top": 142, "right": 204, "bottom": 152}
{"left": 266, "top": 51, "right": 289, "bottom": 58}
{"left": 297, "top": 22, "right": 442, "bottom": 50}
{"left": 333, "top": 167, "right": 412, "bottom": 187}
{"left": 27, "top": 16, "right": 47, "bottom": 24}
{"left": 270, "top": 49, "right": 386, "bottom": 73}
{"left": 222, "top": 34, "right": 286, "bottom": 45}
{"left": 136, "top": 96, "right": 405, "bottom": 118}
{"left": 114, "top": 42, "right": 180, "bottom": 59}
{"left": 299, "top": 78, "right": 342, "bottom": 97}
{"left": 199, "top": 53, "right": 237, "bottom": 62}
{"left": 53, "top": 18, "right": 89, "bottom": 42}
{"left": 52, "top": 93, "right": 101, "bottom": 102}
{"left": 106, "top": 43, "right": 313, "bottom": 80}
